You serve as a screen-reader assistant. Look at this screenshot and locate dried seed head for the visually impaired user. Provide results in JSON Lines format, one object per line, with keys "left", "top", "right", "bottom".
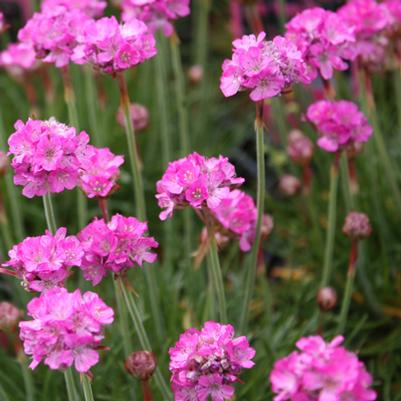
{"left": 0, "top": 302, "right": 23, "bottom": 331}
{"left": 125, "top": 351, "right": 157, "bottom": 381}
{"left": 287, "top": 129, "right": 314, "bottom": 165}
{"left": 342, "top": 212, "right": 372, "bottom": 240}
{"left": 317, "top": 287, "right": 337, "bottom": 311}
{"left": 279, "top": 174, "right": 301, "bottom": 197}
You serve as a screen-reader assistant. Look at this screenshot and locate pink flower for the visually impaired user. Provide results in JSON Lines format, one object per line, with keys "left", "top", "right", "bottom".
{"left": 41, "top": 0, "right": 107, "bottom": 17}
{"left": 120, "top": 0, "right": 190, "bottom": 37}
{"left": 19, "top": 287, "right": 114, "bottom": 372}
{"left": 7, "top": 118, "right": 89, "bottom": 198}
{"left": 270, "top": 335, "right": 376, "bottom": 401}
{"left": 306, "top": 100, "right": 373, "bottom": 153}
{"left": 117, "top": 103, "right": 150, "bottom": 131}
{"left": 78, "top": 214, "right": 158, "bottom": 285}
{"left": 78, "top": 145, "right": 124, "bottom": 198}
{"left": 169, "top": 321, "right": 255, "bottom": 401}
{"left": 72, "top": 16, "right": 157, "bottom": 74}
{"left": 2, "top": 228, "right": 83, "bottom": 292}
{"left": 156, "top": 153, "right": 244, "bottom": 220}
{"left": 220, "top": 32, "right": 310, "bottom": 101}
{"left": 0, "top": 42, "right": 38, "bottom": 78}
{"left": 285, "top": 7, "right": 355, "bottom": 81}
{"left": 287, "top": 129, "right": 314, "bottom": 165}
{"left": 18, "top": 7, "right": 90, "bottom": 68}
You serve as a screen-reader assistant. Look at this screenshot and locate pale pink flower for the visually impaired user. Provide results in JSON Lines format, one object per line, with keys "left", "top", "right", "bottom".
{"left": 270, "top": 335, "right": 376, "bottom": 401}
{"left": 117, "top": 103, "right": 149, "bottom": 131}
{"left": 156, "top": 153, "right": 244, "bottom": 220}
{"left": 78, "top": 214, "right": 158, "bottom": 285}
{"left": 0, "top": 42, "right": 38, "bottom": 78}
{"left": 41, "top": 0, "right": 107, "bottom": 17}
{"left": 72, "top": 16, "right": 157, "bottom": 74}
{"left": 287, "top": 129, "right": 314, "bottom": 165}
{"left": 169, "top": 321, "right": 255, "bottom": 401}
{"left": 220, "top": 32, "right": 310, "bottom": 101}
{"left": 306, "top": 100, "right": 373, "bottom": 153}
{"left": 120, "top": 0, "right": 190, "bottom": 37}
{"left": 0, "top": 302, "right": 23, "bottom": 332}
{"left": 19, "top": 287, "right": 114, "bottom": 372}
{"left": 2, "top": 228, "right": 83, "bottom": 292}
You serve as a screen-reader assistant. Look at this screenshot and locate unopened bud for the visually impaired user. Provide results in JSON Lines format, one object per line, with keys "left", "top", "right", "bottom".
{"left": 279, "top": 175, "right": 301, "bottom": 197}
{"left": 287, "top": 129, "right": 314, "bottom": 165}
{"left": 0, "top": 302, "right": 23, "bottom": 331}
{"left": 117, "top": 103, "right": 149, "bottom": 132}
{"left": 188, "top": 65, "right": 203, "bottom": 84}
{"left": 342, "top": 212, "right": 372, "bottom": 240}
{"left": 261, "top": 214, "right": 274, "bottom": 238}
{"left": 317, "top": 287, "right": 337, "bottom": 311}
{"left": 125, "top": 351, "right": 156, "bottom": 381}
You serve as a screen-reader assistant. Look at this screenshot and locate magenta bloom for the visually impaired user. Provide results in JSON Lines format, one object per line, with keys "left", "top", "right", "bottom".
{"left": 18, "top": 7, "right": 89, "bottom": 68}
{"left": 3, "top": 228, "right": 83, "bottom": 292}
{"left": 306, "top": 100, "right": 373, "bottom": 152}
{"left": 8, "top": 118, "right": 89, "bottom": 198}
{"left": 19, "top": 287, "right": 114, "bottom": 372}
{"left": 156, "top": 152, "right": 244, "bottom": 220}
{"left": 270, "top": 335, "right": 376, "bottom": 401}
{"left": 0, "top": 42, "right": 37, "bottom": 77}
{"left": 78, "top": 214, "right": 158, "bottom": 285}
{"left": 220, "top": 32, "right": 310, "bottom": 102}
{"left": 169, "top": 321, "right": 255, "bottom": 401}
{"left": 72, "top": 16, "right": 157, "bottom": 74}
{"left": 120, "top": 0, "right": 190, "bottom": 37}
{"left": 41, "top": 0, "right": 107, "bottom": 17}
{"left": 78, "top": 145, "right": 124, "bottom": 199}
{"left": 210, "top": 190, "right": 257, "bottom": 252}
{"left": 285, "top": 7, "right": 355, "bottom": 81}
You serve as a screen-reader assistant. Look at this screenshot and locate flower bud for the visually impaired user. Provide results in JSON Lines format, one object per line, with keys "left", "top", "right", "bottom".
{"left": 188, "top": 65, "right": 203, "bottom": 84}
{"left": 287, "top": 129, "right": 314, "bottom": 165}
{"left": 0, "top": 151, "right": 8, "bottom": 177}
{"left": 342, "top": 212, "right": 372, "bottom": 240}
{"left": 279, "top": 175, "right": 301, "bottom": 197}
{"left": 117, "top": 103, "right": 149, "bottom": 132}
{"left": 261, "top": 214, "right": 274, "bottom": 238}
{"left": 125, "top": 351, "right": 156, "bottom": 381}
{"left": 0, "top": 302, "right": 23, "bottom": 332}
{"left": 317, "top": 287, "right": 337, "bottom": 311}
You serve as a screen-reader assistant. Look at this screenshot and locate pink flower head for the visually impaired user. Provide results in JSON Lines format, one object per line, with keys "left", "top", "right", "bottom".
{"left": 18, "top": 7, "right": 90, "bottom": 68}
{"left": 156, "top": 152, "right": 244, "bottom": 220}
{"left": 270, "top": 335, "right": 376, "bottom": 401}
{"left": 72, "top": 16, "right": 157, "bottom": 74}
{"left": 0, "top": 302, "right": 23, "bottom": 332}
{"left": 120, "top": 0, "right": 190, "bottom": 37}
{"left": 0, "top": 42, "right": 37, "bottom": 78}
{"left": 41, "top": 0, "right": 107, "bottom": 17}
{"left": 19, "top": 287, "right": 114, "bottom": 372}
{"left": 78, "top": 145, "right": 124, "bottom": 198}
{"left": 285, "top": 7, "right": 355, "bottom": 81}
{"left": 78, "top": 214, "right": 158, "bottom": 285}
{"left": 117, "top": 103, "right": 149, "bottom": 131}
{"left": 7, "top": 118, "right": 89, "bottom": 198}
{"left": 2, "top": 228, "right": 83, "bottom": 292}
{"left": 210, "top": 189, "right": 257, "bottom": 252}
{"left": 169, "top": 321, "right": 255, "bottom": 401}
{"left": 220, "top": 32, "right": 310, "bottom": 101}
{"left": 306, "top": 100, "right": 373, "bottom": 153}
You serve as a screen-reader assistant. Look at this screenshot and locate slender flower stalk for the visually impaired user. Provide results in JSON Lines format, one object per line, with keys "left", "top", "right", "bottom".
{"left": 64, "top": 369, "right": 79, "bottom": 401}
{"left": 117, "top": 72, "right": 146, "bottom": 220}
{"left": 340, "top": 153, "right": 355, "bottom": 211}
{"left": 20, "top": 359, "right": 35, "bottom": 401}
{"left": 42, "top": 193, "right": 58, "bottom": 235}
{"left": 81, "top": 375, "right": 94, "bottom": 401}
{"left": 239, "top": 102, "right": 266, "bottom": 332}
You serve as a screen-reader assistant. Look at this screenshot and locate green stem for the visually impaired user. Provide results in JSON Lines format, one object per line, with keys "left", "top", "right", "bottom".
{"left": 84, "top": 66, "right": 102, "bottom": 147}
{"left": 118, "top": 278, "right": 171, "bottom": 401}
{"left": 206, "top": 231, "right": 228, "bottom": 323}
{"left": 42, "top": 193, "right": 57, "bottom": 234}
{"left": 239, "top": 107, "right": 266, "bottom": 332}
{"left": 320, "top": 159, "right": 339, "bottom": 288}
{"left": 20, "top": 359, "right": 35, "bottom": 401}
{"left": 0, "top": 214, "right": 13, "bottom": 250}
{"left": 113, "top": 279, "right": 132, "bottom": 356}
{"left": 81, "top": 375, "right": 94, "bottom": 401}
{"left": 394, "top": 68, "right": 401, "bottom": 137}
{"left": 340, "top": 153, "right": 355, "bottom": 211}
{"left": 277, "top": 0, "right": 287, "bottom": 32}
{"left": 64, "top": 369, "right": 79, "bottom": 401}
{"left": 117, "top": 73, "right": 146, "bottom": 220}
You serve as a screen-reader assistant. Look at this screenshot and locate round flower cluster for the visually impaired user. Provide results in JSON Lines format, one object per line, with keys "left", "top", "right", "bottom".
{"left": 270, "top": 335, "right": 376, "bottom": 401}
{"left": 343, "top": 211, "right": 372, "bottom": 240}
{"left": 120, "top": 0, "right": 190, "bottom": 37}
{"left": 41, "top": 0, "right": 107, "bottom": 17}
{"left": 78, "top": 214, "right": 158, "bottom": 285}
{"left": 285, "top": 7, "right": 355, "bottom": 80}
{"left": 169, "top": 321, "right": 255, "bottom": 401}
{"left": 210, "top": 189, "right": 257, "bottom": 252}
{"left": 0, "top": 302, "right": 23, "bottom": 332}
{"left": 3, "top": 228, "right": 83, "bottom": 292}
{"left": 78, "top": 146, "right": 124, "bottom": 198}
{"left": 156, "top": 152, "right": 244, "bottom": 220}
{"left": 220, "top": 32, "right": 310, "bottom": 102}
{"left": 19, "top": 287, "right": 114, "bottom": 372}
{"left": 73, "top": 16, "right": 157, "bottom": 74}
{"left": 306, "top": 100, "right": 373, "bottom": 153}
{"left": 287, "top": 130, "right": 314, "bottom": 165}
{"left": 18, "top": 7, "right": 89, "bottom": 68}
{"left": 7, "top": 118, "right": 89, "bottom": 198}
{"left": 0, "top": 43, "right": 37, "bottom": 78}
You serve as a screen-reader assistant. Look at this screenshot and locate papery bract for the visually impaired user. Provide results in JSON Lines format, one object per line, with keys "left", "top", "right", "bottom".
{"left": 19, "top": 287, "right": 114, "bottom": 372}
